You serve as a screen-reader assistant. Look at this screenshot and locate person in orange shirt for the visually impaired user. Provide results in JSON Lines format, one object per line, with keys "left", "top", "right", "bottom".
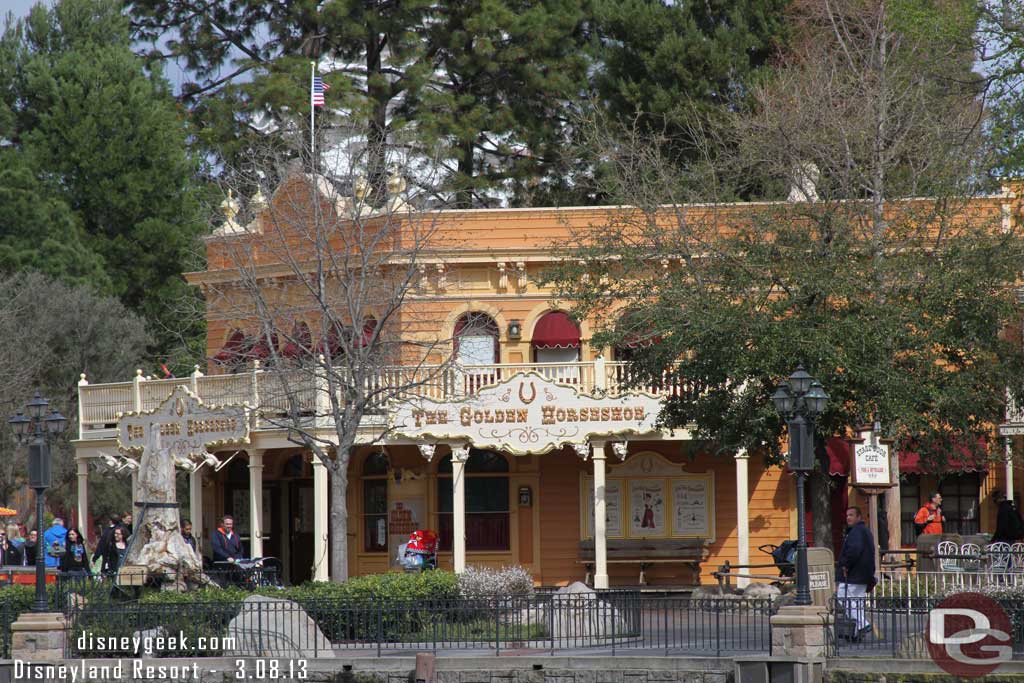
{"left": 914, "top": 492, "right": 945, "bottom": 535}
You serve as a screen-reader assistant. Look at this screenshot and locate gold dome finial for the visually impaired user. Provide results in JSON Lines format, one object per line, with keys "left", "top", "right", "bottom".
{"left": 221, "top": 189, "right": 240, "bottom": 222}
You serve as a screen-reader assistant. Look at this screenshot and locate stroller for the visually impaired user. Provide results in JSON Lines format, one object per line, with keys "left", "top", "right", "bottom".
{"left": 397, "top": 530, "right": 438, "bottom": 571}
{"left": 759, "top": 540, "right": 798, "bottom": 578}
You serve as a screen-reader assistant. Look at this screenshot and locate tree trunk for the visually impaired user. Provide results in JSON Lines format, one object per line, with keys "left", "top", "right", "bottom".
{"left": 329, "top": 457, "right": 349, "bottom": 581}
{"left": 811, "top": 446, "right": 833, "bottom": 551}
{"left": 124, "top": 431, "right": 206, "bottom": 590}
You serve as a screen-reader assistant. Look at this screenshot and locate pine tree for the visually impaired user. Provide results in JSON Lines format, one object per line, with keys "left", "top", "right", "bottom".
{"left": 1, "top": 0, "right": 204, "bottom": 364}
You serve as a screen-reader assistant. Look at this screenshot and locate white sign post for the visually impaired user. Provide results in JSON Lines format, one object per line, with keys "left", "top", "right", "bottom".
{"left": 848, "top": 429, "right": 895, "bottom": 584}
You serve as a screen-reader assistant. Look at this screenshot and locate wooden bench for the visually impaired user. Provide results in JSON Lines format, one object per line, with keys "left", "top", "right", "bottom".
{"left": 578, "top": 538, "right": 709, "bottom": 585}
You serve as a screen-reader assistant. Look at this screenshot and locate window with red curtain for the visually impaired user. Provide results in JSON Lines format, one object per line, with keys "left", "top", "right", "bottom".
{"left": 436, "top": 450, "right": 510, "bottom": 552}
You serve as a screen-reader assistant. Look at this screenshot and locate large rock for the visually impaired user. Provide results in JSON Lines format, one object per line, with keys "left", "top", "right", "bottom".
{"left": 223, "top": 595, "right": 334, "bottom": 658}
{"left": 742, "top": 583, "right": 782, "bottom": 601}
{"left": 548, "top": 582, "right": 627, "bottom": 642}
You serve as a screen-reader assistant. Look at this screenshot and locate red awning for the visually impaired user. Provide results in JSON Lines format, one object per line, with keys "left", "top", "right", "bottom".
{"left": 282, "top": 323, "right": 313, "bottom": 358}
{"left": 213, "top": 330, "right": 246, "bottom": 365}
{"left": 532, "top": 311, "right": 580, "bottom": 349}
{"left": 247, "top": 332, "right": 278, "bottom": 361}
{"left": 355, "top": 318, "right": 378, "bottom": 348}
{"left": 898, "top": 446, "right": 988, "bottom": 475}
{"left": 826, "top": 437, "right": 851, "bottom": 476}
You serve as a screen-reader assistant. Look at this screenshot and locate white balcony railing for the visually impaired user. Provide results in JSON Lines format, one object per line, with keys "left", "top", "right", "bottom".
{"left": 77, "top": 360, "right": 702, "bottom": 440}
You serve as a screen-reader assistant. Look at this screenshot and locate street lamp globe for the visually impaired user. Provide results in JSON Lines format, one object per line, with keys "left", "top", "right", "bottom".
{"left": 45, "top": 410, "right": 68, "bottom": 436}
{"left": 26, "top": 391, "right": 49, "bottom": 420}
{"left": 787, "top": 364, "right": 814, "bottom": 395}
{"left": 8, "top": 412, "right": 30, "bottom": 440}
{"left": 804, "top": 381, "right": 829, "bottom": 415}
{"left": 771, "top": 384, "right": 795, "bottom": 415}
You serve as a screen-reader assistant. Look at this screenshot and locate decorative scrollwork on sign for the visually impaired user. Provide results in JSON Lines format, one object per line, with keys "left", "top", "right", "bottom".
{"left": 499, "top": 387, "right": 512, "bottom": 403}
{"left": 417, "top": 444, "right": 436, "bottom": 463}
{"left": 573, "top": 443, "right": 590, "bottom": 461}
{"left": 544, "top": 387, "right": 556, "bottom": 402}
{"left": 612, "top": 441, "right": 629, "bottom": 461}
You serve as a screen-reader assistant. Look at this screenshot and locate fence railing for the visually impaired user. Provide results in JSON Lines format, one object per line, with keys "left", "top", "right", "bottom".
{"left": 832, "top": 594, "right": 1024, "bottom": 658}
{"left": 877, "top": 569, "right": 1024, "bottom": 597}
{"left": 63, "top": 594, "right": 775, "bottom": 658}
{"left": 78, "top": 360, "right": 699, "bottom": 438}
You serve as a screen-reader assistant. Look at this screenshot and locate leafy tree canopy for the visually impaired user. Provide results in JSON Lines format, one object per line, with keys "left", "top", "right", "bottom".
{"left": 0, "top": 0, "right": 205, "bottom": 368}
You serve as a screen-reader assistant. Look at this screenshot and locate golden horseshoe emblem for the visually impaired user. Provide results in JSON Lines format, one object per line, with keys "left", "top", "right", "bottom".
{"left": 518, "top": 381, "right": 537, "bottom": 405}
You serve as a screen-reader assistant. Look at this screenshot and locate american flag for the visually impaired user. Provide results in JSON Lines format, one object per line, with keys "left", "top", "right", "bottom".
{"left": 312, "top": 76, "right": 330, "bottom": 107}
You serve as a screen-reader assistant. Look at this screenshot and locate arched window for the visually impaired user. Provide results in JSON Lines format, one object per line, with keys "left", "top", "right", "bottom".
{"left": 454, "top": 312, "right": 500, "bottom": 365}
{"left": 531, "top": 311, "right": 580, "bottom": 363}
{"left": 363, "top": 451, "right": 390, "bottom": 552}
{"left": 213, "top": 329, "right": 247, "bottom": 372}
{"left": 282, "top": 322, "right": 313, "bottom": 359}
{"left": 437, "top": 449, "right": 510, "bottom": 552}
{"left": 531, "top": 311, "right": 581, "bottom": 383}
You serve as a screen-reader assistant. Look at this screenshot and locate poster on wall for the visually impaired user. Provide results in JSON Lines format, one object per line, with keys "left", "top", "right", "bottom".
{"left": 584, "top": 478, "right": 624, "bottom": 538}
{"left": 629, "top": 479, "right": 666, "bottom": 537}
{"left": 388, "top": 497, "right": 426, "bottom": 568}
{"left": 232, "top": 489, "right": 249, "bottom": 536}
{"left": 672, "top": 478, "right": 710, "bottom": 537}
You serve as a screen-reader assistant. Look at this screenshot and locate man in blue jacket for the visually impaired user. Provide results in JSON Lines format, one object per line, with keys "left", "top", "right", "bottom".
{"left": 837, "top": 506, "right": 876, "bottom": 639}
{"left": 42, "top": 517, "right": 67, "bottom": 568}
{"left": 210, "top": 515, "right": 243, "bottom": 563}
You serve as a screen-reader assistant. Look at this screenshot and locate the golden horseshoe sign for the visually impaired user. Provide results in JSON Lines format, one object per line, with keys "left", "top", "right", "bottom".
{"left": 518, "top": 381, "right": 537, "bottom": 404}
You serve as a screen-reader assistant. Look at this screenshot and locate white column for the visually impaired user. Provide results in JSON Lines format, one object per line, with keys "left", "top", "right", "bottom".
{"left": 248, "top": 452, "right": 264, "bottom": 557}
{"left": 735, "top": 450, "right": 751, "bottom": 589}
{"left": 592, "top": 441, "right": 609, "bottom": 589}
{"left": 1007, "top": 440, "right": 1015, "bottom": 503}
{"left": 312, "top": 456, "right": 329, "bottom": 581}
{"left": 451, "top": 444, "right": 470, "bottom": 573}
{"left": 189, "top": 467, "right": 203, "bottom": 554}
{"left": 76, "top": 457, "right": 88, "bottom": 539}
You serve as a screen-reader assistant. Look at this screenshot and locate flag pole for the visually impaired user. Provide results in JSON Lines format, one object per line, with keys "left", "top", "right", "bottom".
{"left": 310, "top": 61, "right": 316, "bottom": 171}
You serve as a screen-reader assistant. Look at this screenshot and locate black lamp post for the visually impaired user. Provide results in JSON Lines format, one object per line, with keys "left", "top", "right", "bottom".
{"left": 9, "top": 391, "right": 67, "bottom": 613}
{"left": 771, "top": 365, "right": 829, "bottom": 607}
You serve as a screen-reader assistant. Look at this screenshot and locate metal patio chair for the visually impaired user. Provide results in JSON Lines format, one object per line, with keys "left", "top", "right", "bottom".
{"left": 936, "top": 540, "right": 962, "bottom": 573}
{"left": 986, "top": 542, "right": 1012, "bottom": 578}
{"left": 1011, "top": 542, "right": 1024, "bottom": 573}
{"left": 961, "top": 543, "right": 983, "bottom": 573}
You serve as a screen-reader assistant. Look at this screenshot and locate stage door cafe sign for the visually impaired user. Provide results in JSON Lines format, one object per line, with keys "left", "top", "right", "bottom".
{"left": 117, "top": 385, "right": 250, "bottom": 458}
{"left": 851, "top": 441, "right": 893, "bottom": 488}
{"left": 390, "top": 371, "right": 663, "bottom": 454}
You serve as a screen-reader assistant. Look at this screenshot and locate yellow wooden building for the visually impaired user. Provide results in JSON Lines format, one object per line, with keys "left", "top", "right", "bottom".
{"left": 71, "top": 176, "right": 1024, "bottom": 586}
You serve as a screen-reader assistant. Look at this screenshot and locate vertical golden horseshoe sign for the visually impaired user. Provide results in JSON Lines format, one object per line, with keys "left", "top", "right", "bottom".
{"left": 518, "top": 381, "right": 537, "bottom": 404}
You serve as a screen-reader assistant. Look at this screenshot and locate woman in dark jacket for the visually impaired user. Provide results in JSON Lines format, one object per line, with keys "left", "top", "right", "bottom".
{"left": 102, "top": 526, "right": 129, "bottom": 574}
{"left": 59, "top": 528, "right": 90, "bottom": 575}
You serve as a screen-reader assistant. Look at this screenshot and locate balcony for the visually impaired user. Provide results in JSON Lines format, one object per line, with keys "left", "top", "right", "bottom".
{"left": 76, "top": 360, "right": 699, "bottom": 441}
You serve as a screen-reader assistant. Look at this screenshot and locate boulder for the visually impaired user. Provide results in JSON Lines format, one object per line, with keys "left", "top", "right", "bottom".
{"left": 547, "top": 582, "right": 627, "bottom": 642}
{"left": 223, "top": 595, "right": 334, "bottom": 658}
{"left": 742, "top": 583, "right": 782, "bottom": 601}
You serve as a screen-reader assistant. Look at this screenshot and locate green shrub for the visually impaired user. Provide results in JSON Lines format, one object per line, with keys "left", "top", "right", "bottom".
{"left": 281, "top": 571, "right": 459, "bottom": 603}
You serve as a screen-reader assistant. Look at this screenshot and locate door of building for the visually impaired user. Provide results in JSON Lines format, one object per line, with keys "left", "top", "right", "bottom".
{"left": 289, "top": 481, "right": 314, "bottom": 584}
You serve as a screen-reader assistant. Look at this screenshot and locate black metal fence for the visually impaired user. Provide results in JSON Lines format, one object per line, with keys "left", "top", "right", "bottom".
{"left": 54, "top": 567, "right": 282, "bottom": 610}
{"left": 64, "top": 594, "right": 775, "bottom": 658}
{"left": 832, "top": 594, "right": 1024, "bottom": 658}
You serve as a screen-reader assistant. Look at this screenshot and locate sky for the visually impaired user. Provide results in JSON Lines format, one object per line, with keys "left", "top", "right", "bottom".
{"left": 0, "top": 0, "right": 40, "bottom": 19}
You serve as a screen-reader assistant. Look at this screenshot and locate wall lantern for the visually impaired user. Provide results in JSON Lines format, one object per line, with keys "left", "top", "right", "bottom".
{"left": 508, "top": 320, "right": 522, "bottom": 340}
{"left": 518, "top": 486, "right": 532, "bottom": 506}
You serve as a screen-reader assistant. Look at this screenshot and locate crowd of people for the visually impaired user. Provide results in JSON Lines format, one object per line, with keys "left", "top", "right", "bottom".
{"left": 0, "top": 511, "right": 241, "bottom": 578}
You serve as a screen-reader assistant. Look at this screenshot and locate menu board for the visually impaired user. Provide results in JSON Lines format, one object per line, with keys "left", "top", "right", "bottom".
{"left": 583, "top": 478, "right": 624, "bottom": 538}
{"left": 629, "top": 479, "right": 667, "bottom": 537}
{"left": 672, "top": 478, "right": 711, "bottom": 537}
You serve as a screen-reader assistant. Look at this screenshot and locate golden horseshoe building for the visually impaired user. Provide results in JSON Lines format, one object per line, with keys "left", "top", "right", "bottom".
{"left": 71, "top": 178, "right": 1024, "bottom": 586}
